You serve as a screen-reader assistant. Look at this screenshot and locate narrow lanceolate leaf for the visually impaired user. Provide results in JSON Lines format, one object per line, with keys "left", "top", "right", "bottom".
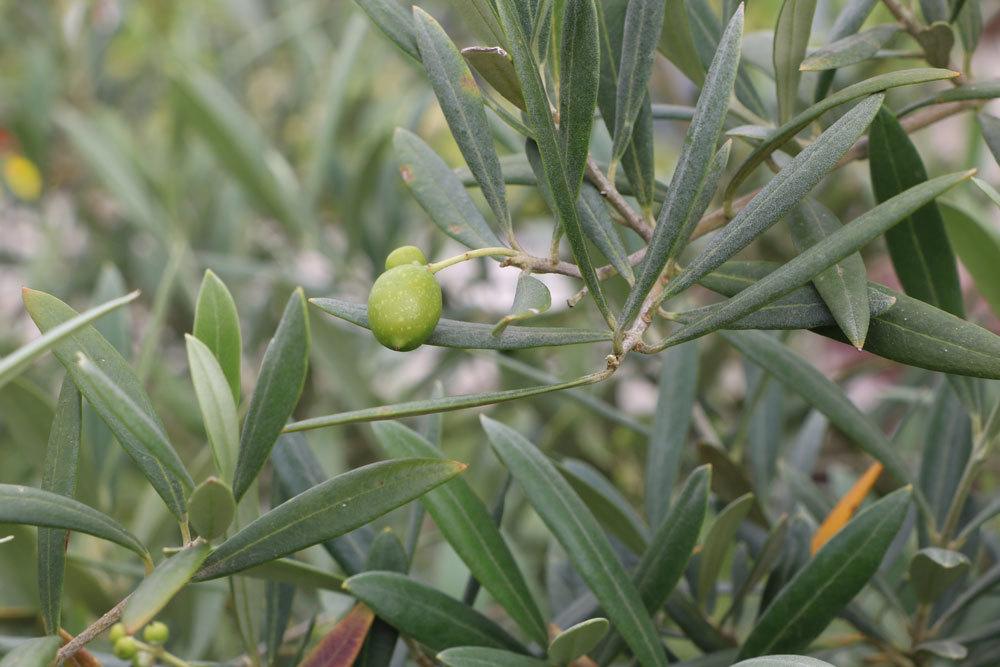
{"left": 0, "top": 637, "right": 61, "bottom": 667}
{"left": 496, "top": 0, "right": 612, "bottom": 325}
{"left": 897, "top": 80, "right": 1000, "bottom": 117}
{"left": 301, "top": 603, "right": 375, "bottom": 667}
{"left": 372, "top": 421, "right": 547, "bottom": 645}
{"left": 559, "top": 0, "right": 600, "bottom": 192}
{"left": 909, "top": 548, "right": 971, "bottom": 604}
{"left": 725, "top": 69, "right": 958, "bottom": 200}
{"left": 645, "top": 343, "right": 699, "bottom": 525}
{"left": 697, "top": 494, "right": 755, "bottom": 604}
{"left": 941, "top": 203, "right": 1000, "bottom": 318}
{"left": 610, "top": 0, "right": 666, "bottom": 166}
{"left": 721, "top": 330, "right": 921, "bottom": 513}
{"left": 197, "top": 459, "right": 465, "bottom": 580}
{"left": 438, "top": 647, "right": 548, "bottom": 667}
{"left": 312, "top": 297, "right": 609, "bottom": 349}
{"left": 493, "top": 273, "right": 551, "bottom": 336}
{"left": 738, "top": 488, "right": 911, "bottom": 658}
{"left": 658, "top": 0, "right": 705, "bottom": 85}
{"left": 869, "top": 106, "right": 964, "bottom": 316}
{"left": 75, "top": 354, "right": 192, "bottom": 518}
{"left": 123, "top": 542, "right": 211, "bottom": 633}
{"left": 773, "top": 0, "right": 817, "bottom": 123}
{"left": 482, "top": 417, "right": 667, "bottom": 667}
{"left": 192, "top": 270, "right": 242, "bottom": 403}
{"left": 596, "top": 466, "right": 711, "bottom": 664}
{"left": 240, "top": 557, "right": 345, "bottom": 591}
{"left": 577, "top": 183, "right": 634, "bottom": 283}
{"left": 619, "top": 7, "right": 743, "bottom": 332}
{"left": 1, "top": 290, "right": 138, "bottom": 392}
{"left": 813, "top": 0, "right": 878, "bottom": 100}
{"left": 412, "top": 8, "right": 512, "bottom": 241}
{"left": 232, "top": 289, "right": 309, "bottom": 501}
{"left": 354, "top": 0, "right": 420, "bottom": 62}
{"left": 800, "top": 25, "right": 899, "bottom": 71}
{"left": 0, "top": 485, "right": 148, "bottom": 561}
{"left": 786, "top": 200, "right": 871, "bottom": 348}
{"left": 394, "top": 129, "right": 502, "bottom": 251}
{"left": 186, "top": 335, "right": 239, "bottom": 484}
{"left": 558, "top": 459, "right": 650, "bottom": 554}
{"left": 463, "top": 47, "right": 525, "bottom": 109}
{"left": 665, "top": 169, "right": 974, "bottom": 344}
{"left": 187, "top": 477, "right": 237, "bottom": 540}
{"left": 549, "top": 618, "right": 609, "bottom": 663}
{"left": 975, "top": 177, "right": 1000, "bottom": 208}
{"left": 734, "top": 657, "right": 835, "bottom": 667}
{"left": 980, "top": 112, "right": 1000, "bottom": 165}
{"left": 666, "top": 95, "right": 886, "bottom": 303}
{"left": 37, "top": 378, "right": 81, "bottom": 634}
{"left": 285, "top": 369, "right": 608, "bottom": 433}
{"left": 171, "top": 67, "right": 307, "bottom": 235}
{"left": 23, "top": 290, "right": 193, "bottom": 518}
{"left": 344, "top": 572, "right": 527, "bottom": 652}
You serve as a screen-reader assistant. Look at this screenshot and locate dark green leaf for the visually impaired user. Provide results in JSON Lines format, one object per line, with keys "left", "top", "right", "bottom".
{"left": 786, "top": 199, "right": 871, "bottom": 348}
{"left": 344, "top": 572, "right": 527, "bottom": 652}
{"left": 186, "top": 334, "right": 240, "bottom": 484}
{"left": 312, "top": 297, "right": 609, "bottom": 349}
{"left": 800, "top": 25, "right": 899, "bottom": 71}
{"left": 372, "top": 421, "right": 547, "bottom": 645}
{"left": 36, "top": 378, "right": 80, "bottom": 634}
{"left": 738, "top": 488, "right": 911, "bottom": 658}
{"left": 413, "top": 7, "right": 512, "bottom": 241}
{"left": 909, "top": 548, "right": 970, "bottom": 603}
{"left": 577, "top": 183, "right": 634, "bottom": 283}
{"left": 869, "top": 106, "right": 964, "bottom": 316}
{"left": 697, "top": 494, "right": 754, "bottom": 604}
{"left": 463, "top": 47, "right": 525, "bottom": 109}
{"left": 232, "top": 289, "right": 310, "bottom": 501}
{"left": 192, "top": 270, "right": 242, "bottom": 404}
{"left": 558, "top": 459, "right": 649, "bottom": 554}
{"left": 492, "top": 273, "right": 552, "bottom": 336}
{"left": 657, "top": 0, "right": 705, "bottom": 85}
{"left": 618, "top": 7, "right": 743, "bottom": 332}
{"left": 0, "top": 637, "right": 60, "bottom": 667}
{"left": 123, "top": 542, "right": 211, "bottom": 633}
{"left": 394, "top": 128, "right": 504, "bottom": 250}
{"left": 0, "top": 484, "right": 148, "bottom": 561}
{"left": 559, "top": 0, "right": 600, "bottom": 191}
{"left": 482, "top": 417, "right": 667, "bottom": 667}
{"left": 240, "top": 557, "right": 345, "bottom": 591}
{"left": 188, "top": 477, "right": 237, "bottom": 541}
{"left": 773, "top": 0, "right": 817, "bottom": 123}
{"left": 198, "top": 459, "right": 464, "bottom": 579}
{"left": 914, "top": 21, "right": 954, "bottom": 68}
{"left": 666, "top": 94, "right": 886, "bottom": 303}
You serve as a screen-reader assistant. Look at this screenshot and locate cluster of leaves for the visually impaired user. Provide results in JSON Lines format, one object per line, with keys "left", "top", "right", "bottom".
{"left": 3, "top": 0, "right": 1000, "bottom": 665}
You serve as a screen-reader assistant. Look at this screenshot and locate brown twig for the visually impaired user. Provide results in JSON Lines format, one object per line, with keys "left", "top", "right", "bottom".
{"left": 585, "top": 157, "right": 654, "bottom": 242}
{"left": 881, "top": 0, "right": 923, "bottom": 36}
{"left": 57, "top": 595, "right": 131, "bottom": 663}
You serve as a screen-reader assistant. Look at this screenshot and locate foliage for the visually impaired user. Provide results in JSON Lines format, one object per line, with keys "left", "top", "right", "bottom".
{"left": 2, "top": 0, "right": 1000, "bottom": 666}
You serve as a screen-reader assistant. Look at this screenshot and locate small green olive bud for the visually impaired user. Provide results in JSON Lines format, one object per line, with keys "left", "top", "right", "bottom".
{"left": 368, "top": 264, "right": 442, "bottom": 351}
{"left": 109, "top": 623, "right": 127, "bottom": 643}
{"left": 142, "top": 621, "right": 170, "bottom": 644}
{"left": 385, "top": 245, "right": 427, "bottom": 270}
{"left": 113, "top": 637, "right": 139, "bottom": 660}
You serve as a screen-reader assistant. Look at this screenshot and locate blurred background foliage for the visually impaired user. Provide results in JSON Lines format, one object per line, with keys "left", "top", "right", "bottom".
{"left": 1, "top": 0, "right": 999, "bottom": 662}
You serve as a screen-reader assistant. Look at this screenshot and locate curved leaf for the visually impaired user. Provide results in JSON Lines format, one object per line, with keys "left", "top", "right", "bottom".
{"left": 186, "top": 335, "right": 240, "bottom": 484}
{"left": 413, "top": 7, "right": 512, "bottom": 240}
{"left": 463, "top": 47, "right": 525, "bottom": 109}
{"left": 192, "top": 269, "right": 242, "bottom": 403}
{"left": 187, "top": 477, "right": 236, "bottom": 541}
{"left": 559, "top": 0, "right": 600, "bottom": 190}
{"left": 610, "top": 0, "right": 665, "bottom": 165}
{"left": 800, "top": 25, "right": 899, "bottom": 71}
{"left": 344, "top": 572, "right": 527, "bottom": 652}
{"left": 548, "top": 618, "right": 609, "bottom": 663}
{"left": 897, "top": 80, "right": 1000, "bottom": 117}
{"left": 482, "top": 417, "right": 667, "bottom": 667}
{"left": 738, "top": 488, "right": 911, "bottom": 658}
{"left": 493, "top": 273, "right": 552, "bottom": 336}
{"left": 438, "top": 647, "right": 547, "bottom": 667}
{"left": 123, "top": 542, "right": 211, "bottom": 633}
{"left": 301, "top": 603, "right": 375, "bottom": 667}
{"left": 0, "top": 484, "right": 148, "bottom": 561}
{"left": 773, "top": 0, "right": 817, "bottom": 123}
{"left": 372, "top": 421, "right": 547, "bottom": 645}
{"left": 197, "top": 459, "right": 465, "bottom": 579}
{"left": 232, "top": 288, "right": 310, "bottom": 501}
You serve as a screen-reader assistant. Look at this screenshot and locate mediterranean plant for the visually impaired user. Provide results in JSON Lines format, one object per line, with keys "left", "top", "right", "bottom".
{"left": 2, "top": 0, "right": 1000, "bottom": 666}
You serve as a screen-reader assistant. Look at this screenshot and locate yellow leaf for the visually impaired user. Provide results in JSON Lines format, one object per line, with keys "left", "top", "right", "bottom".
{"left": 3, "top": 154, "right": 42, "bottom": 201}
{"left": 811, "top": 461, "right": 884, "bottom": 555}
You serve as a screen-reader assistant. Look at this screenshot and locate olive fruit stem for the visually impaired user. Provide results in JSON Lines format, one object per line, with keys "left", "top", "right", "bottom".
{"left": 427, "top": 247, "right": 518, "bottom": 273}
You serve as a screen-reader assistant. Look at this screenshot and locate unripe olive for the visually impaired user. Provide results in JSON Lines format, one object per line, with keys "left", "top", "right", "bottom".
{"left": 113, "top": 637, "right": 139, "bottom": 660}
{"left": 368, "top": 264, "right": 442, "bottom": 351}
{"left": 385, "top": 245, "right": 427, "bottom": 270}
{"left": 109, "top": 623, "right": 127, "bottom": 643}
{"left": 142, "top": 621, "right": 169, "bottom": 644}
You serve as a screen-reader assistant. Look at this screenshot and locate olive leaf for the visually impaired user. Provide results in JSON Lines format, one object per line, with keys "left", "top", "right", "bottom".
{"left": 186, "top": 333, "right": 240, "bottom": 483}
{"left": 897, "top": 80, "right": 1000, "bottom": 117}
{"left": 773, "top": 0, "right": 817, "bottom": 123}
{"left": 800, "top": 25, "right": 900, "bottom": 71}
{"left": 811, "top": 0, "right": 879, "bottom": 100}
{"left": 122, "top": 542, "right": 211, "bottom": 633}
{"left": 462, "top": 47, "right": 525, "bottom": 109}
{"left": 192, "top": 269, "right": 242, "bottom": 403}
{"left": 492, "top": 273, "right": 552, "bottom": 336}
{"left": 0, "top": 637, "right": 61, "bottom": 667}
{"left": 558, "top": 0, "right": 600, "bottom": 192}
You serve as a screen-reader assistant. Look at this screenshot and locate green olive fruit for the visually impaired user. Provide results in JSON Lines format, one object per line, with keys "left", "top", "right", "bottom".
{"left": 368, "top": 264, "right": 442, "bottom": 351}
{"left": 113, "top": 637, "right": 139, "bottom": 660}
{"left": 109, "top": 623, "right": 127, "bottom": 643}
{"left": 142, "top": 621, "right": 170, "bottom": 644}
{"left": 385, "top": 245, "right": 427, "bottom": 270}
